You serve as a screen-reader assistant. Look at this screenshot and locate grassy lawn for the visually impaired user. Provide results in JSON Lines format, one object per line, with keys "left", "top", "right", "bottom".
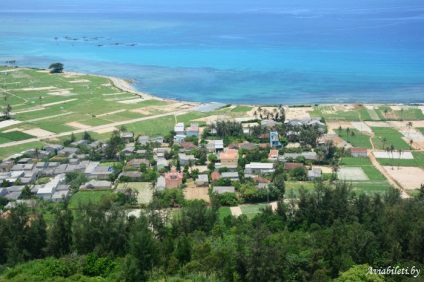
{"left": 371, "top": 127, "right": 411, "bottom": 150}
{"left": 285, "top": 181, "right": 315, "bottom": 198}
{"left": 240, "top": 204, "right": 268, "bottom": 219}
{"left": 231, "top": 106, "right": 252, "bottom": 112}
{"left": 339, "top": 157, "right": 391, "bottom": 195}
{"left": 69, "top": 190, "right": 113, "bottom": 209}
{"left": 337, "top": 128, "right": 372, "bottom": 149}
{"left": 312, "top": 106, "right": 360, "bottom": 121}
{"left": 176, "top": 112, "right": 208, "bottom": 125}
{"left": 218, "top": 207, "right": 232, "bottom": 222}
{"left": 123, "top": 115, "right": 175, "bottom": 137}
{"left": 376, "top": 152, "right": 424, "bottom": 168}
{"left": 0, "top": 141, "right": 47, "bottom": 159}
{"left": 340, "top": 157, "right": 372, "bottom": 166}
{"left": 350, "top": 181, "right": 392, "bottom": 195}
{"left": 417, "top": 128, "right": 424, "bottom": 135}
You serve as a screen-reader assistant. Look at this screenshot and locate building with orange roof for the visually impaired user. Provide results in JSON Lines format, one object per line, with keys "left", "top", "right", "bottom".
{"left": 165, "top": 166, "right": 183, "bottom": 189}
{"left": 219, "top": 149, "right": 239, "bottom": 169}
{"left": 211, "top": 171, "right": 221, "bottom": 182}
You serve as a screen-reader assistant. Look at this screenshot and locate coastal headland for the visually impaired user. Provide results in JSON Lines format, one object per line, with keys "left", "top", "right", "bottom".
{"left": 0, "top": 65, "right": 423, "bottom": 200}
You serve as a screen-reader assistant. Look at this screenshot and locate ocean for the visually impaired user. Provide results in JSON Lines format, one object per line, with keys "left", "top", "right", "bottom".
{"left": 1, "top": 1, "right": 424, "bottom": 104}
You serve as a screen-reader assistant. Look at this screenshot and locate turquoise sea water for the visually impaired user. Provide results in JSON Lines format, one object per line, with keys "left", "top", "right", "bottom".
{"left": 1, "top": 1, "right": 424, "bottom": 104}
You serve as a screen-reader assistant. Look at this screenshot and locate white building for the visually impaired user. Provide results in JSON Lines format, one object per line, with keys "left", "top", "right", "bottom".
{"left": 174, "top": 122, "right": 185, "bottom": 135}
{"left": 244, "top": 162, "right": 275, "bottom": 174}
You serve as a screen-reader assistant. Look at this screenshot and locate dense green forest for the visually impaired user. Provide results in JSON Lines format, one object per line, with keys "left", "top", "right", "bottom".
{"left": 0, "top": 182, "right": 423, "bottom": 281}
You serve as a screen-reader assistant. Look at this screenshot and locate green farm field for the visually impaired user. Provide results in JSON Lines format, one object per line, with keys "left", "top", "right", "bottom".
{"left": 371, "top": 127, "right": 411, "bottom": 150}
{"left": 69, "top": 190, "right": 113, "bottom": 209}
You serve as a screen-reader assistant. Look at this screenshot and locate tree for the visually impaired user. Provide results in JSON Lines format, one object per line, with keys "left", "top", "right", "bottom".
{"left": 47, "top": 207, "right": 73, "bottom": 257}
{"left": 18, "top": 185, "right": 32, "bottom": 199}
{"left": 48, "top": 62, "right": 64, "bottom": 73}
{"left": 406, "top": 122, "right": 413, "bottom": 138}
{"left": 273, "top": 174, "right": 286, "bottom": 198}
{"left": 409, "top": 139, "right": 414, "bottom": 149}
{"left": 381, "top": 137, "right": 387, "bottom": 150}
{"left": 2, "top": 104, "right": 12, "bottom": 120}
{"left": 397, "top": 149, "right": 402, "bottom": 170}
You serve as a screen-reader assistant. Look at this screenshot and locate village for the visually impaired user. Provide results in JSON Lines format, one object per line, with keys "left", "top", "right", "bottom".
{"left": 1, "top": 106, "right": 423, "bottom": 218}
{"left": 0, "top": 67, "right": 423, "bottom": 218}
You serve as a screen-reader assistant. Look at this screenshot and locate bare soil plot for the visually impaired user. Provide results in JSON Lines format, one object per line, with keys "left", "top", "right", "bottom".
{"left": 286, "top": 142, "right": 301, "bottom": 148}
{"left": 367, "top": 110, "right": 380, "bottom": 120}
{"left": 365, "top": 121, "right": 390, "bottom": 127}
{"left": 230, "top": 206, "right": 242, "bottom": 217}
{"left": 0, "top": 120, "right": 21, "bottom": 129}
{"left": 66, "top": 122, "right": 90, "bottom": 129}
{"left": 383, "top": 166, "right": 424, "bottom": 190}
{"left": 338, "top": 167, "right": 369, "bottom": 181}
{"left": 401, "top": 130, "right": 424, "bottom": 142}
{"left": 351, "top": 122, "right": 372, "bottom": 133}
{"left": 373, "top": 151, "right": 414, "bottom": 159}
{"left": 326, "top": 121, "right": 352, "bottom": 134}
{"left": 118, "top": 98, "right": 145, "bottom": 104}
{"left": 184, "top": 186, "right": 210, "bottom": 203}
{"left": 96, "top": 109, "right": 127, "bottom": 117}
{"left": 193, "top": 114, "right": 232, "bottom": 124}
{"left": 365, "top": 105, "right": 378, "bottom": 110}
{"left": 3, "top": 127, "right": 24, "bottom": 133}
{"left": 18, "top": 86, "right": 56, "bottom": 91}
{"left": 48, "top": 89, "right": 75, "bottom": 96}
{"left": 23, "top": 128, "right": 54, "bottom": 138}
{"left": 285, "top": 107, "right": 313, "bottom": 119}
{"left": 93, "top": 126, "right": 118, "bottom": 134}
{"left": 130, "top": 103, "right": 188, "bottom": 115}
{"left": 43, "top": 98, "right": 78, "bottom": 107}
{"left": 102, "top": 92, "right": 128, "bottom": 96}
{"left": 312, "top": 166, "right": 333, "bottom": 173}
{"left": 69, "top": 79, "right": 90, "bottom": 83}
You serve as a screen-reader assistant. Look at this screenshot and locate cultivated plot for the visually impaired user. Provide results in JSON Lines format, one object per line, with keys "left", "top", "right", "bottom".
{"left": 373, "top": 151, "right": 414, "bottom": 159}
{"left": 117, "top": 182, "right": 153, "bottom": 205}
{"left": 184, "top": 186, "right": 210, "bottom": 203}
{"left": 383, "top": 166, "right": 424, "bottom": 190}
{"left": 338, "top": 167, "right": 369, "bottom": 181}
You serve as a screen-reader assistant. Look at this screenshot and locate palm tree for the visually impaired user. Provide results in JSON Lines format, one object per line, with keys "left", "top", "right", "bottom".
{"left": 397, "top": 149, "right": 402, "bottom": 170}
{"left": 119, "top": 125, "right": 127, "bottom": 134}
{"left": 351, "top": 131, "right": 355, "bottom": 138}
{"left": 382, "top": 137, "right": 387, "bottom": 150}
{"left": 390, "top": 145, "right": 395, "bottom": 170}
{"left": 330, "top": 160, "right": 340, "bottom": 180}
{"left": 317, "top": 150, "right": 325, "bottom": 165}
{"left": 409, "top": 139, "right": 414, "bottom": 149}
{"left": 400, "top": 108, "right": 404, "bottom": 121}
{"left": 384, "top": 109, "right": 388, "bottom": 118}
{"left": 346, "top": 127, "right": 350, "bottom": 141}
{"left": 406, "top": 122, "right": 413, "bottom": 138}
{"left": 338, "top": 126, "right": 342, "bottom": 136}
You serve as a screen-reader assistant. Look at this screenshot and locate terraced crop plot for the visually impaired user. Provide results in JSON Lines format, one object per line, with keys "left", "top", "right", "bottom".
{"left": 337, "top": 128, "right": 372, "bottom": 149}
{"left": 376, "top": 152, "right": 424, "bottom": 168}
{"left": 240, "top": 204, "right": 269, "bottom": 219}
{"left": 371, "top": 127, "right": 411, "bottom": 150}
{"left": 0, "top": 131, "right": 35, "bottom": 143}
{"left": 338, "top": 167, "right": 369, "bottom": 181}
{"left": 339, "top": 157, "right": 392, "bottom": 195}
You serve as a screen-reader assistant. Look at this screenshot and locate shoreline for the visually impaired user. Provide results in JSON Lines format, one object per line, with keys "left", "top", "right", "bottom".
{"left": 3, "top": 66, "right": 424, "bottom": 108}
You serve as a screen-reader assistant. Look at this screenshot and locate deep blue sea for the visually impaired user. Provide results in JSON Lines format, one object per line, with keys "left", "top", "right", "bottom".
{"left": 1, "top": 0, "right": 424, "bottom": 104}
